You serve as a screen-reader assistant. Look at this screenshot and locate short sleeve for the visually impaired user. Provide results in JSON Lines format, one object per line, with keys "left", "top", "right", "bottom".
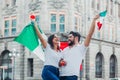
{"left": 79, "top": 42, "right": 88, "bottom": 59}
{"left": 44, "top": 43, "right": 50, "bottom": 51}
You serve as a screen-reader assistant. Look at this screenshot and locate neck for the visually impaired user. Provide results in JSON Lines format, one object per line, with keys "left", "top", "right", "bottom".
{"left": 53, "top": 45, "right": 58, "bottom": 52}
{"left": 68, "top": 45, "right": 74, "bottom": 48}
{"left": 74, "top": 39, "right": 79, "bottom": 44}
{"left": 69, "top": 42, "right": 79, "bottom": 48}
{"left": 75, "top": 42, "right": 79, "bottom": 45}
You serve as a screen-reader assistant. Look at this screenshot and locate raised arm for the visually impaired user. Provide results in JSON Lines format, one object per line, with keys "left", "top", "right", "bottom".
{"left": 84, "top": 15, "right": 100, "bottom": 47}
{"left": 34, "top": 22, "right": 47, "bottom": 48}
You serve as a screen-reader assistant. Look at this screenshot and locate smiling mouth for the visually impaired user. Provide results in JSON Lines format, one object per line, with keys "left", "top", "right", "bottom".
{"left": 68, "top": 40, "right": 71, "bottom": 42}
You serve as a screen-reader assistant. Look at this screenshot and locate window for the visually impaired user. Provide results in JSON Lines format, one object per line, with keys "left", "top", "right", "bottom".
{"left": 4, "top": 29, "right": 9, "bottom": 37}
{"left": 50, "top": 13, "right": 66, "bottom": 32}
{"left": 27, "top": 58, "right": 33, "bottom": 77}
{"left": 11, "top": 28, "right": 16, "bottom": 35}
{"left": 110, "top": 55, "right": 117, "bottom": 78}
{"left": 59, "top": 14, "right": 65, "bottom": 32}
{"left": 51, "top": 24, "right": 56, "bottom": 32}
{"left": 95, "top": 52, "right": 103, "bottom": 78}
{"left": 59, "top": 24, "right": 65, "bottom": 32}
{"left": 51, "top": 14, "right": 56, "bottom": 32}
{"left": 4, "top": 20, "right": 9, "bottom": 37}
{"left": 4, "top": 18, "right": 17, "bottom": 37}
{"left": 12, "top": 19, "right": 16, "bottom": 27}
{"left": 11, "top": 19, "right": 16, "bottom": 35}
{"left": 5, "top": 20, "right": 9, "bottom": 28}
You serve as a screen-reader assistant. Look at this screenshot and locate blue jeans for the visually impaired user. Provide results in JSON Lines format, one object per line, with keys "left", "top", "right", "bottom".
{"left": 42, "top": 65, "right": 59, "bottom": 80}
{"left": 60, "top": 75, "right": 78, "bottom": 80}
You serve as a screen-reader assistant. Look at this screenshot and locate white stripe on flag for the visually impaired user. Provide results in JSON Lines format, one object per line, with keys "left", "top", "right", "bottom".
{"left": 32, "top": 46, "right": 45, "bottom": 62}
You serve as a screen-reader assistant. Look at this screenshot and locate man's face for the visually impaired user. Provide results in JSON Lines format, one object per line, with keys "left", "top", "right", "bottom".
{"left": 68, "top": 34, "right": 75, "bottom": 46}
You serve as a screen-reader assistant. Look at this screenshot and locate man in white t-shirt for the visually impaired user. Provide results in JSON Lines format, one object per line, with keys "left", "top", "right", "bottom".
{"left": 59, "top": 15, "right": 100, "bottom": 80}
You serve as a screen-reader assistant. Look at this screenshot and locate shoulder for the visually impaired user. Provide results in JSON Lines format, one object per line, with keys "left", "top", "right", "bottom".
{"left": 44, "top": 43, "right": 51, "bottom": 50}
{"left": 76, "top": 42, "right": 88, "bottom": 50}
{"left": 62, "top": 46, "right": 69, "bottom": 52}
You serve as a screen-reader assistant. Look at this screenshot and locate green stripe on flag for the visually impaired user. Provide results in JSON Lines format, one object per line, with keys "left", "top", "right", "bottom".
{"left": 99, "top": 10, "right": 107, "bottom": 17}
{"left": 14, "top": 23, "right": 39, "bottom": 51}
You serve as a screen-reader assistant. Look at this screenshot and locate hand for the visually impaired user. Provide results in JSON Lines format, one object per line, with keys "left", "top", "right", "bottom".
{"left": 93, "top": 14, "right": 100, "bottom": 20}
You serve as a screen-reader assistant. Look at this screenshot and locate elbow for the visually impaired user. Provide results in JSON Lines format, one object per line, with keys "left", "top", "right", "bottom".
{"left": 87, "top": 34, "right": 92, "bottom": 38}
{"left": 84, "top": 43, "right": 89, "bottom": 47}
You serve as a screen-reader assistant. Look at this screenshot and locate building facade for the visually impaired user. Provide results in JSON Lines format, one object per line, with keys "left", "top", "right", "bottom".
{"left": 0, "top": 0, "right": 120, "bottom": 80}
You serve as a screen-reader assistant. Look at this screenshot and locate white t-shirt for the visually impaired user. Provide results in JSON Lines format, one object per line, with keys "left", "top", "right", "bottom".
{"left": 44, "top": 44, "right": 62, "bottom": 68}
{"left": 60, "top": 43, "right": 88, "bottom": 76}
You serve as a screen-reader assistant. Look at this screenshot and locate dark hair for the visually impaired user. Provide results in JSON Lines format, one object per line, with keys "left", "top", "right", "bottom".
{"left": 69, "top": 31, "right": 77, "bottom": 37}
{"left": 47, "top": 34, "right": 60, "bottom": 50}
{"left": 69, "top": 31, "right": 81, "bottom": 42}
{"left": 48, "top": 34, "right": 54, "bottom": 49}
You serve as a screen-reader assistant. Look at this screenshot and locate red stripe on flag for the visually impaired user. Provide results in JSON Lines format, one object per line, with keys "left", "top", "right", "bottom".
{"left": 60, "top": 42, "right": 68, "bottom": 50}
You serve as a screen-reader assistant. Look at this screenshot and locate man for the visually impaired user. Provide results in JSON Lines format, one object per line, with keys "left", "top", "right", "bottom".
{"left": 59, "top": 15, "right": 100, "bottom": 80}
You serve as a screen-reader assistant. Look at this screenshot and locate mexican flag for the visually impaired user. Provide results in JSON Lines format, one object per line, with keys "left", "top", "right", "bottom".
{"left": 14, "top": 22, "right": 45, "bottom": 61}
{"left": 97, "top": 10, "right": 107, "bottom": 30}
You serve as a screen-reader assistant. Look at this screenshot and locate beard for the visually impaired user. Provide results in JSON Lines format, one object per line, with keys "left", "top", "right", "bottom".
{"left": 68, "top": 40, "right": 74, "bottom": 46}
